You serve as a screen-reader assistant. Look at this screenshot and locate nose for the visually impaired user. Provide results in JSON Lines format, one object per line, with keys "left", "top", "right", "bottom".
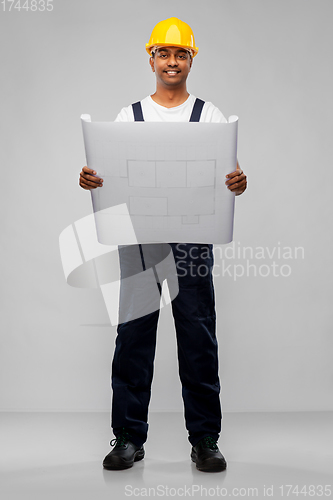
{"left": 167, "top": 54, "right": 178, "bottom": 66}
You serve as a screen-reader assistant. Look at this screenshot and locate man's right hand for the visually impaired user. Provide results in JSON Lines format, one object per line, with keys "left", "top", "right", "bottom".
{"left": 79, "top": 166, "right": 104, "bottom": 190}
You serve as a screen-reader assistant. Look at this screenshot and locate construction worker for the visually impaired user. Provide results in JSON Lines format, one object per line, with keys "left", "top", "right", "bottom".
{"left": 79, "top": 17, "right": 247, "bottom": 473}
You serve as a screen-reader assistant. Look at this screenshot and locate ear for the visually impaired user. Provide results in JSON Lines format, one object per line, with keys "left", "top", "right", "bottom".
{"left": 189, "top": 58, "right": 193, "bottom": 70}
{"left": 149, "top": 56, "right": 155, "bottom": 72}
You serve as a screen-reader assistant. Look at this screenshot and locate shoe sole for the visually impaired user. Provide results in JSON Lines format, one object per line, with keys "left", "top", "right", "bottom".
{"left": 191, "top": 452, "right": 227, "bottom": 473}
{"left": 103, "top": 449, "right": 145, "bottom": 470}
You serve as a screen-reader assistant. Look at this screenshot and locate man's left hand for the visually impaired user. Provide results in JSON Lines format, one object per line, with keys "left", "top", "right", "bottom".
{"left": 225, "top": 161, "right": 247, "bottom": 196}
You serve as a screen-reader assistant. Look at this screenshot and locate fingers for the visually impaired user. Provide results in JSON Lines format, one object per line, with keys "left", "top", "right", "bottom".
{"left": 79, "top": 166, "right": 104, "bottom": 190}
{"left": 226, "top": 172, "right": 246, "bottom": 186}
{"left": 225, "top": 171, "right": 247, "bottom": 194}
{"left": 226, "top": 168, "right": 242, "bottom": 179}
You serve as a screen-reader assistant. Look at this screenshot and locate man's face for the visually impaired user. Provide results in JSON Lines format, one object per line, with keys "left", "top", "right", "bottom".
{"left": 149, "top": 46, "right": 192, "bottom": 88}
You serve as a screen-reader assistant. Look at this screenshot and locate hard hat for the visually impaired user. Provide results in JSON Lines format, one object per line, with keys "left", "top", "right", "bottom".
{"left": 146, "top": 17, "right": 199, "bottom": 57}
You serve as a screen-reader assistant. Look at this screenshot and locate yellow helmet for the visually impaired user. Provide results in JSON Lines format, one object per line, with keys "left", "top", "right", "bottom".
{"left": 146, "top": 17, "right": 199, "bottom": 57}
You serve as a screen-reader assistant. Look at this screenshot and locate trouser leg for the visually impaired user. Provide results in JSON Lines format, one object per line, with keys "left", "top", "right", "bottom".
{"left": 111, "top": 244, "right": 163, "bottom": 447}
{"left": 169, "top": 243, "right": 222, "bottom": 447}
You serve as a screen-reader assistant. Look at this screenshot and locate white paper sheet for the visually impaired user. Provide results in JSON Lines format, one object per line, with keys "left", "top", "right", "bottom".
{"left": 81, "top": 116, "right": 238, "bottom": 244}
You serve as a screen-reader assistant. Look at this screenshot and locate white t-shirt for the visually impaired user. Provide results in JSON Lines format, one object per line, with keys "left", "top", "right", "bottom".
{"left": 115, "top": 94, "right": 227, "bottom": 123}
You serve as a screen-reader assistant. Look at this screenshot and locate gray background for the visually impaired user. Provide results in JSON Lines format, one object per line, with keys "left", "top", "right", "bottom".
{"left": 0, "top": 0, "right": 332, "bottom": 413}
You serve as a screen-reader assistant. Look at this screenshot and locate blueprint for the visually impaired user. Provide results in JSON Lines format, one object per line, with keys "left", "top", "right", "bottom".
{"left": 81, "top": 117, "right": 238, "bottom": 244}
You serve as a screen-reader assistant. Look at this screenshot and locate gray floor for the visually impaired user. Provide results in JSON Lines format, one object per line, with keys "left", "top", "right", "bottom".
{"left": 0, "top": 411, "right": 332, "bottom": 500}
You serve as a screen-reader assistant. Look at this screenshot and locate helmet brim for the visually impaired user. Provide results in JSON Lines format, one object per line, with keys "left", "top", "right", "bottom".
{"left": 146, "top": 43, "right": 198, "bottom": 57}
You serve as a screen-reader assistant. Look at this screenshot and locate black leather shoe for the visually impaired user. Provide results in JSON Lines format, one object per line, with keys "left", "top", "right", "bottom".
{"left": 103, "top": 428, "right": 145, "bottom": 470}
{"left": 191, "top": 436, "right": 227, "bottom": 472}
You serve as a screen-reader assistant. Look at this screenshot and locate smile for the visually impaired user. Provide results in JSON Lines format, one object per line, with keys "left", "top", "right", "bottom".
{"left": 165, "top": 71, "right": 180, "bottom": 75}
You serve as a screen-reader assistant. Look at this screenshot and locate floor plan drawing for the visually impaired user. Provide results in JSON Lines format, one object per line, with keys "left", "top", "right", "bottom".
{"left": 81, "top": 118, "right": 238, "bottom": 244}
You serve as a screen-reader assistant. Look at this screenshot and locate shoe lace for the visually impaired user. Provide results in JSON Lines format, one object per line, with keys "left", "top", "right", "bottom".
{"left": 202, "top": 436, "right": 218, "bottom": 450}
{"left": 110, "top": 428, "right": 131, "bottom": 448}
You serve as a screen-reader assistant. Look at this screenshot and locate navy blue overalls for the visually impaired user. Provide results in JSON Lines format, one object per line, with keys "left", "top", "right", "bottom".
{"left": 111, "top": 98, "right": 222, "bottom": 448}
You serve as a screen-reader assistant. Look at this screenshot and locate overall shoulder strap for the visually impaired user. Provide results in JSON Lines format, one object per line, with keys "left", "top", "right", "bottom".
{"left": 131, "top": 100, "right": 144, "bottom": 267}
{"left": 189, "top": 98, "right": 205, "bottom": 122}
{"left": 132, "top": 101, "right": 144, "bottom": 121}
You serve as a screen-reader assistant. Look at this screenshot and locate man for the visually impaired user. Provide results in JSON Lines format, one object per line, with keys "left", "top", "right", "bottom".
{"left": 79, "top": 17, "right": 247, "bottom": 473}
